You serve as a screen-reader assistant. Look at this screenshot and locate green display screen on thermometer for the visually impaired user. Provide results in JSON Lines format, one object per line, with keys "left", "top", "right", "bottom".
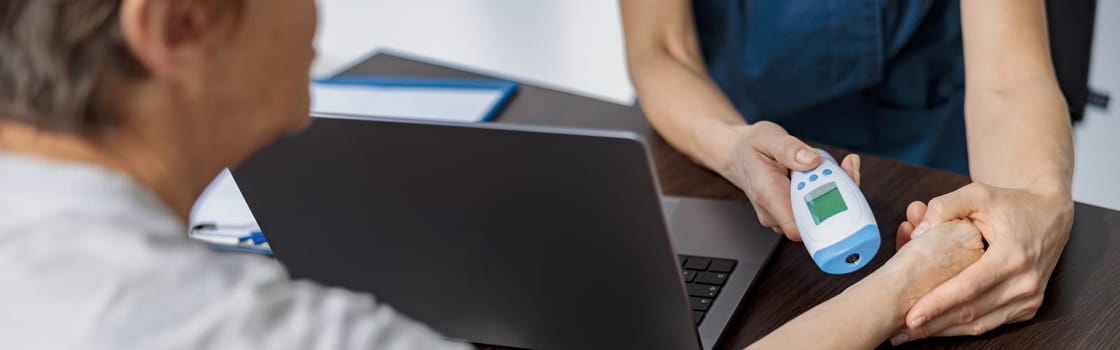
{"left": 791, "top": 149, "right": 880, "bottom": 274}
{"left": 805, "top": 182, "right": 849, "bottom": 225}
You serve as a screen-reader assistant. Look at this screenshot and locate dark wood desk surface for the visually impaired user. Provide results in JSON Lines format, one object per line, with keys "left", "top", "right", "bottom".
{"left": 343, "top": 53, "right": 1120, "bottom": 349}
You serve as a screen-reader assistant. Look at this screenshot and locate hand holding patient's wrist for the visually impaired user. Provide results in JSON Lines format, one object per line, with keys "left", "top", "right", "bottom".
{"left": 883, "top": 222, "right": 985, "bottom": 312}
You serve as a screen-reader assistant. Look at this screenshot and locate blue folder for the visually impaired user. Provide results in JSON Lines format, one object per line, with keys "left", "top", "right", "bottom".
{"left": 312, "top": 75, "right": 519, "bottom": 122}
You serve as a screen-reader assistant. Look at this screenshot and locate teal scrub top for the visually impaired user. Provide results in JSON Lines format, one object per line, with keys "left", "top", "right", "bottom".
{"left": 693, "top": 0, "right": 968, "bottom": 174}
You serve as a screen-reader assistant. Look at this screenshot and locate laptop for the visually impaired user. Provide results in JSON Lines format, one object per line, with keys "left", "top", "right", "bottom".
{"left": 233, "top": 115, "right": 781, "bottom": 350}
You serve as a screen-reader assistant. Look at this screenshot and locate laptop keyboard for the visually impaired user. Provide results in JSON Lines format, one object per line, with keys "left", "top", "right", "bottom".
{"left": 678, "top": 255, "right": 737, "bottom": 326}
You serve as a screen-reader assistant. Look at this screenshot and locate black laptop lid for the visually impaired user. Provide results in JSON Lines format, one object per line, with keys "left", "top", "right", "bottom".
{"left": 233, "top": 116, "right": 699, "bottom": 350}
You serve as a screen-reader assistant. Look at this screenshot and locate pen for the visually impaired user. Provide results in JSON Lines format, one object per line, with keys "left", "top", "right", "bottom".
{"left": 190, "top": 223, "right": 274, "bottom": 256}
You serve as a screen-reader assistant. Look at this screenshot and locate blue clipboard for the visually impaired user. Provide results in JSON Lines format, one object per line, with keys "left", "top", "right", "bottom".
{"left": 312, "top": 75, "right": 519, "bottom": 122}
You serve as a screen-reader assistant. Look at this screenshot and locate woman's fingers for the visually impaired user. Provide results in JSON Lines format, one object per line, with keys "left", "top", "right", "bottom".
{"left": 897, "top": 201, "right": 928, "bottom": 247}
{"left": 907, "top": 201, "right": 927, "bottom": 226}
{"left": 840, "top": 154, "right": 861, "bottom": 187}
{"left": 897, "top": 221, "right": 915, "bottom": 249}
{"left": 750, "top": 201, "right": 781, "bottom": 234}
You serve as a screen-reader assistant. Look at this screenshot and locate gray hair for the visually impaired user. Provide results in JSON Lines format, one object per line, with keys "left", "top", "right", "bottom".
{"left": 0, "top": 0, "right": 148, "bottom": 133}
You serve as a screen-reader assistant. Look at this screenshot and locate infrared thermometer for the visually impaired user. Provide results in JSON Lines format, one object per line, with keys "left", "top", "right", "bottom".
{"left": 790, "top": 149, "right": 879, "bottom": 274}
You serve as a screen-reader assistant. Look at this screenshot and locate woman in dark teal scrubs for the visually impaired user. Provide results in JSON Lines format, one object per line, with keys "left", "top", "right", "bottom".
{"left": 622, "top": 0, "right": 1074, "bottom": 345}
{"left": 693, "top": 1, "right": 968, "bottom": 173}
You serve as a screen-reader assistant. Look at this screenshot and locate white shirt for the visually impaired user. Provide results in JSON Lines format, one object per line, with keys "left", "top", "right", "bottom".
{"left": 0, "top": 153, "right": 471, "bottom": 350}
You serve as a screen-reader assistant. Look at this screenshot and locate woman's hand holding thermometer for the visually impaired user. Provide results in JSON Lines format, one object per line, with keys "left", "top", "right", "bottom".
{"left": 790, "top": 149, "right": 880, "bottom": 274}
{"left": 711, "top": 122, "right": 861, "bottom": 241}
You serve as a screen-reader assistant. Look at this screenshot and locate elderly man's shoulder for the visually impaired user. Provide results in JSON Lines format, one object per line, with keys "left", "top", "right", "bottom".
{"left": 0, "top": 214, "right": 469, "bottom": 350}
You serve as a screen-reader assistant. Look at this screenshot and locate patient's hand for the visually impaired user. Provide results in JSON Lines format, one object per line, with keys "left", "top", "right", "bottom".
{"left": 744, "top": 220, "right": 985, "bottom": 350}
{"left": 882, "top": 220, "right": 986, "bottom": 312}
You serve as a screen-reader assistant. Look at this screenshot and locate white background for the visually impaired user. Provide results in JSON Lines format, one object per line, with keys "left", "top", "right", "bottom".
{"left": 309, "top": 0, "right": 1118, "bottom": 210}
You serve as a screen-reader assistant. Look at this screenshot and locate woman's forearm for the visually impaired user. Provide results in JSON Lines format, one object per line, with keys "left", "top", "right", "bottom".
{"left": 619, "top": 0, "right": 749, "bottom": 173}
{"left": 627, "top": 53, "right": 747, "bottom": 172}
{"left": 961, "top": 0, "right": 1074, "bottom": 193}
{"left": 965, "top": 81, "right": 1073, "bottom": 193}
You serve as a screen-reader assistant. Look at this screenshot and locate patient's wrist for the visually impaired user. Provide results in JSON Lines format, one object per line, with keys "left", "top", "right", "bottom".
{"left": 834, "top": 265, "right": 910, "bottom": 331}
{"left": 878, "top": 231, "right": 979, "bottom": 317}
{"left": 872, "top": 257, "right": 924, "bottom": 321}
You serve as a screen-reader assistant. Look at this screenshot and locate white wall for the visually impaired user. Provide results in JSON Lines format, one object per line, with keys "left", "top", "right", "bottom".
{"left": 313, "top": 0, "right": 632, "bottom": 104}
{"left": 1072, "top": 1, "right": 1120, "bottom": 210}
{"left": 312, "top": 0, "right": 1119, "bottom": 210}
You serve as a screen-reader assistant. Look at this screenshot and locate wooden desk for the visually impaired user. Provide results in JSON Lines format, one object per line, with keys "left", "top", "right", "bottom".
{"left": 342, "top": 53, "right": 1120, "bottom": 349}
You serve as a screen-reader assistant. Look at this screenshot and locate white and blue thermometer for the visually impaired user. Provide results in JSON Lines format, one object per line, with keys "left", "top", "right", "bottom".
{"left": 790, "top": 149, "right": 879, "bottom": 274}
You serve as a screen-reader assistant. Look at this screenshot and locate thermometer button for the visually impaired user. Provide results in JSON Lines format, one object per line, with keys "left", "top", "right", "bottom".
{"left": 809, "top": 174, "right": 819, "bottom": 182}
{"left": 823, "top": 169, "right": 833, "bottom": 176}
{"left": 797, "top": 182, "right": 806, "bottom": 190}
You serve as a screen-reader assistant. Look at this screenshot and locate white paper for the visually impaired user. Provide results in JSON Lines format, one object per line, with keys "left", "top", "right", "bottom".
{"left": 310, "top": 83, "right": 504, "bottom": 122}
{"left": 189, "top": 169, "right": 258, "bottom": 229}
